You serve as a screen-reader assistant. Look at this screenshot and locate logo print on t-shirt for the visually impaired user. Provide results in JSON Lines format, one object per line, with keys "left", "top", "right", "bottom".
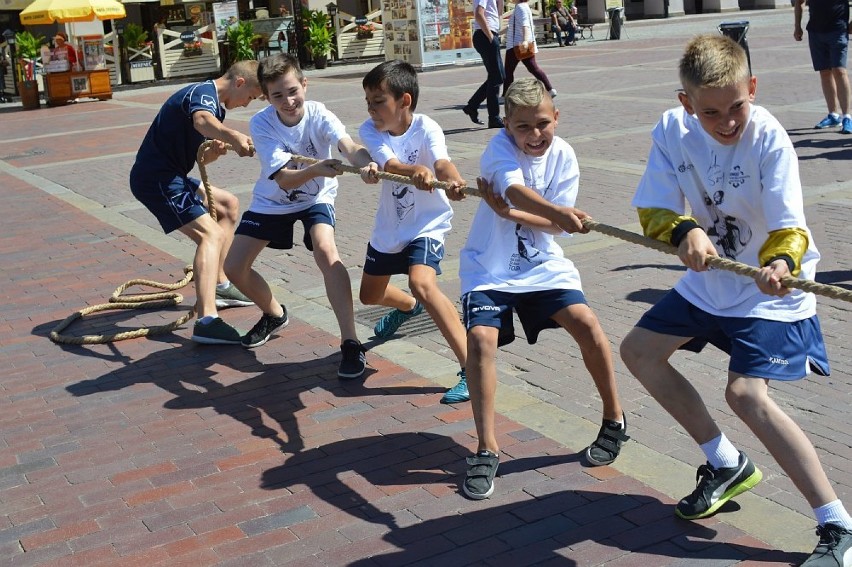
{"left": 279, "top": 141, "right": 321, "bottom": 202}
{"left": 200, "top": 94, "right": 217, "bottom": 110}
{"left": 392, "top": 184, "right": 414, "bottom": 222}
{"left": 728, "top": 165, "right": 750, "bottom": 188}
{"left": 508, "top": 224, "right": 543, "bottom": 271}
{"left": 703, "top": 190, "right": 752, "bottom": 259}
{"left": 706, "top": 154, "right": 724, "bottom": 187}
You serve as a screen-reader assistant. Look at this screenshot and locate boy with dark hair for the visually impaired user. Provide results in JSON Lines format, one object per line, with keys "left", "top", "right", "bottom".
{"left": 459, "top": 77, "right": 628, "bottom": 499}
{"left": 359, "top": 60, "right": 470, "bottom": 404}
{"left": 621, "top": 35, "right": 851, "bottom": 565}
{"left": 224, "top": 53, "right": 377, "bottom": 379}
{"left": 130, "top": 60, "right": 262, "bottom": 345}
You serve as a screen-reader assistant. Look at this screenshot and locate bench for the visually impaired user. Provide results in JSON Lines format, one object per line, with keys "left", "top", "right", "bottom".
{"left": 577, "top": 23, "right": 595, "bottom": 40}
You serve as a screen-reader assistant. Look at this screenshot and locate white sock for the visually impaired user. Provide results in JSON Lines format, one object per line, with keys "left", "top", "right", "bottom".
{"left": 844, "top": 114, "right": 852, "bottom": 120}
{"left": 829, "top": 112, "right": 840, "bottom": 119}
{"left": 217, "top": 281, "right": 231, "bottom": 290}
{"left": 700, "top": 433, "right": 740, "bottom": 469}
{"left": 198, "top": 315, "right": 217, "bottom": 325}
{"left": 814, "top": 500, "right": 852, "bottom": 529}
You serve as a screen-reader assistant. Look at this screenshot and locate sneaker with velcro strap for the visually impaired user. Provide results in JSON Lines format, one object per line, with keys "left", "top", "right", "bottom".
{"left": 215, "top": 284, "right": 254, "bottom": 308}
{"left": 801, "top": 523, "right": 852, "bottom": 567}
{"left": 675, "top": 450, "right": 762, "bottom": 520}
{"left": 463, "top": 449, "right": 499, "bottom": 500}
{"left": 585, "top": 412, "right": 630, "bottom": 466}
{"left": 241, "top": 310, "right": 289, "bottom": 348}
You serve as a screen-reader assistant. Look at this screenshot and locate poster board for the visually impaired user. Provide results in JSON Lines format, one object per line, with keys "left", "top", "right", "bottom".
{"left": 212, "top": 1, "right": 239, "bottom": 40}
{"left": 383, "top": 0, "right": 478, "bottom": 68}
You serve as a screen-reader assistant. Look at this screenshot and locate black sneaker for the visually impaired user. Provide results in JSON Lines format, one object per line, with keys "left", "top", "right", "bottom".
{"left": 338, "top": 339, "right": 366, "bottom": 380}
{"left": 585, "top": 412, "right": 630, "bottom": 466}
{"left": 801, "top": 523, "right": 852, "bottom": 567}
{"left": 488, "top": 116, "right": 505, "bottom": 129}
{"left": 241, "top": 310, "right": 289, "bottom": 348}
{"left": 191, "top": 317, "right": 242, "bottom": 345}
{"left": 675, "top": 450, "right": 763, "bottom": 520}
{"left": 463, "top": 449, "right": 499, "bottom": 500}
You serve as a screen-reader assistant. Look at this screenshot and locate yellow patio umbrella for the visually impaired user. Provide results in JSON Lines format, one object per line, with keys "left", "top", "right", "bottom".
{"left": 19, "top": 0, "right": 126, "bottom": 25}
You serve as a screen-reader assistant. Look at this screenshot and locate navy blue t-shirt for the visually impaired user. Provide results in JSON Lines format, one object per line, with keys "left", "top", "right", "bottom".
{"left": 132, "top": 80, "right": 226, "bottom": 179}
{"left": 806, "top": 0, "right": 850, "bottom": 33}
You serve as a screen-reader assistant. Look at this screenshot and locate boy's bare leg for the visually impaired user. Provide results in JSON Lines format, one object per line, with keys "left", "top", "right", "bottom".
{"left": 819, "top": 70, "right": 840, "bottom": 115}
{"left": 311, "top": 224, "right": 357, "bottom": 342}
{"left": 467, "top": 326, "right": 500, "bottom": 452}
{"left": 620, "top": 327, "right": 722, "bottom": 444}
{"left": 409, "top": 264, "right": 467, "bottom": 366}
{"left": 178, "top": 213, "right": 226, "bottom": 319}
{"left": 224, "top": 235, "right": 283, "bottom": 316}
{"left": 553, "top": 304, "right": 621, "bottom": 422}
{"left": 206, "top": 186, "right": 240, "bottom": 283}
{"left": 360, "top": 273, "right": 416, "bottom": 311}
{"left": 726, "top": 374, "right": 838, "bottom": 508}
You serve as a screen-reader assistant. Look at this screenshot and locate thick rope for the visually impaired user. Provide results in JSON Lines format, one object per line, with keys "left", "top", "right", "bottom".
{"left": 49, "top": 141, "right": 240, "bottom": 345}
{"left": 285, "top": 153, "right": 852, "bottom": 303}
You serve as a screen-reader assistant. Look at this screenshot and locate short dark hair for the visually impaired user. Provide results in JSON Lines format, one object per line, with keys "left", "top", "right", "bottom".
{"left": 362, "top": 59, "right": 419, "bottom": 111}
{"left": 256, "top": 53, "right": 304, "bottom": 97}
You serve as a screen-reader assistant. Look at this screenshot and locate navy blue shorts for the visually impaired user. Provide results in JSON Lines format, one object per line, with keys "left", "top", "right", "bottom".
{"left": 462, "top": 288, "right": 587, "bottom": 347}
{"left": 363, "top": 237, "right": 444, "bottom": 276}
{"left": 130, "top": 174, "right": 206, "bottom": 234}
{"left": 808, "top": 30, "right": 848, "bottom": 71}
{"left": 234, "top": 203, "right": 334, "bottom": 251}
{"left": 635, "top": 290, "right": 830, "bottom": 381}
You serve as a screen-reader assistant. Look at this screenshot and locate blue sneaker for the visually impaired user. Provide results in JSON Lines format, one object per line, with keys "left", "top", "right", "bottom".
{"left": 815, "top": 114, "right": 841, "bottom": 129}
{"left": 441, "top": 369, "right": 469, "bottom": 404}
{"left": 373, "top": 302, "right": 424, "bottom": 338}
{"left": 841, "top": 116, "right": 852, "bottom": 135}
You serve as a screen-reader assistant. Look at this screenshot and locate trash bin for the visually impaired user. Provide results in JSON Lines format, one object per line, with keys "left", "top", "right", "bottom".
{"left": 718, "top": 21, "right": 751, "bottom": 75}
{"left": 607, "top": 7, "right": 623, "bottom": 40}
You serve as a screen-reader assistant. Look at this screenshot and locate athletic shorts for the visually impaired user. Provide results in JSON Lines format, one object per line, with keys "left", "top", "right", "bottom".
{"left": 363, "top": 237, "right": 444, "bottom": 276}
{"left": 130, "top": 174, "right": 205, "bottom": 234}
{"left": 808, "top": 30, "right": 848, "bottom": 71}
{"left": 462, "top": 288, "right": 588, "bottom": 347}
{"left": 635, "top": 290, "right": 830, "bottom": 381}
{"left": 234, "top": 203, "right": 334, "bottom": 251}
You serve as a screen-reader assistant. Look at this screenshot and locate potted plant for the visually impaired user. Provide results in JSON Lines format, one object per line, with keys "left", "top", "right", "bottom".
{"left": 356, "top": 22, "right": 375, "bottom": 40}
{"left": 304, "top": 10, "right": 333, "bottom": 69}
{"left": 15, "top": 30, "right": 44, "bottom": 110}
{"left": 121, "top": 23, "right": 155, "bottom": 83}
{"left": 227, "top": 20, "right": 256, "bottom": 64}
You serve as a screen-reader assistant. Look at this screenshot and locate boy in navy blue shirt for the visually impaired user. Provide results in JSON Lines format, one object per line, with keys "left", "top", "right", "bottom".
{"left": 130, "top": 60, "right": 263, "bottom": 345}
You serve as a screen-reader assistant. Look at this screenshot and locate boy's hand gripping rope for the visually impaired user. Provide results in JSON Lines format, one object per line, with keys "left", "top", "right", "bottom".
{"left": 49, "top": 141, "right": 249, "bottom": 345}
{"left": 285, "top": 153, "right": 852, "bottom": 303}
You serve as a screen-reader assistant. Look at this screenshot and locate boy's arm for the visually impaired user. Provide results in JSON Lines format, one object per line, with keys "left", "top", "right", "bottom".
{"left": 193, "top": 111, "right": 254, "bottom": 157}
{"left": 434, "top": 158, "right": 466, "bottom": 201}
{"left": 479, "top": 178, "right": 562, "bottom": 233}
{"left": 637, "top": 207, "right": 715, "bottom": 272}
{"left": 758, "top": 227, "right": 808, "bottom": 277}
{"left": 338, "top": 137, "right": 380, "bottom": 185}
{"left": 271, "top": 159, "right": 343, "bottom": 190}
{"left": 384, "top": 158, "right": 435, "bottom": 192}
{"left": 505, "top": 183, "right": 588, "bottom": 234}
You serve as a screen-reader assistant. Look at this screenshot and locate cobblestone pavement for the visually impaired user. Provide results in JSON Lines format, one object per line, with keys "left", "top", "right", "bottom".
{"left": 1, "top": 8, "right": 850, "bottom": 566}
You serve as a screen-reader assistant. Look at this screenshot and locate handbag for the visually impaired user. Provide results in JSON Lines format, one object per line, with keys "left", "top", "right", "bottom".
{"left": 510, "top": 10, "right": 534, "bottom": 60}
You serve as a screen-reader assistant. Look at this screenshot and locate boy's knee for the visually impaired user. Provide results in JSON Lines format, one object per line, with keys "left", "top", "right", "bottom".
{"left": 468, "top": 327, "right": 495, "bottom": 358}
{"left": 619, "top": 332, "right": 645, "bottom": 366}
{"left": 359, "top": 288, "right": 379, "bottom": 305}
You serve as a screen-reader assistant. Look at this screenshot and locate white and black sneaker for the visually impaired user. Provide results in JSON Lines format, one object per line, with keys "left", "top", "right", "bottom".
{"left": 675, "top": 450, "right": 762, "bottom": 520}
{"left": 241, "top": 310, "right": 289, "bottom": 348}
{"left": 338, "top": 339, "right": 366, "bottom": 380}
{"left": 801, "top": 523, "right": 852, "bottom": 567}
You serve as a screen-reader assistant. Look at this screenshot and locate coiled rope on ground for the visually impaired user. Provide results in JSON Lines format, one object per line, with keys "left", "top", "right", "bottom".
{"left": 49, "top": 146, "right": 852, "bottom": 346}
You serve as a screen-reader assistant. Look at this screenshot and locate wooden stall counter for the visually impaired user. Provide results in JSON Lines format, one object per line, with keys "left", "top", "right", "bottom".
{"left": 44, "top": 69, "right": 112, "bottom": 106}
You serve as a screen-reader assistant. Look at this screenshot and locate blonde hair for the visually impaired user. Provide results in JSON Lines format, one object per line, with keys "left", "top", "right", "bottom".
{"left": 226, "top": 59, "right": 260, "bottom": 88}
{"left": 505, "top": 77, "right": 550, "bottom": 118}
{"left": 679, "top": 34, "right": 750, "bottom": 92}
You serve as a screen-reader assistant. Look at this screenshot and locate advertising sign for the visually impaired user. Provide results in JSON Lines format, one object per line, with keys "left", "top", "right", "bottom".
{"left": 213, "top": 1, "right": 240, "bottom": 40}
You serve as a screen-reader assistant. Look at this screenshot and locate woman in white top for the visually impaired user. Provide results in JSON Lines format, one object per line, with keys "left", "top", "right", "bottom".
{"left": 502, "top": 0, "right": 557, "bottom": 98}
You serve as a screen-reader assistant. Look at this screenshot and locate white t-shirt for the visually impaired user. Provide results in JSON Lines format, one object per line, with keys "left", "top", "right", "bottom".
{"left": 248, "top": 101, "right": 348, "bottom": 214}
{"left": 359, "top": 114, "right": 454, "bottom": 254}
{"left": 459, "top": 130, "right": 583, "bottom": 294}
{"left": 632, "top": 104, "right": 818, "bottom": 321}
{"left": 508, "top": 2, "right": 538, "bottom": 52}
{"left": 473, "top": 0, "right": 502, "bottom": 33}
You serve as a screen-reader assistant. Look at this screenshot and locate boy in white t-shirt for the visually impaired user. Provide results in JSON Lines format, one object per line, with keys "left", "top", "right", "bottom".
{"left": 458, "top": 77, "right": 628, "bottom": 500}
{"left": 358, "top": 60, "right": 470, "bottom": 404}
{"left": 620, "top": 35, "right": 851, "bottom": 564}
{"left": 224, "top": 53, "right": 378, "bottom": 380}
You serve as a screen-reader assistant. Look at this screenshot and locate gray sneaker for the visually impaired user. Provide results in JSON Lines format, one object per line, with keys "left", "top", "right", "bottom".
{"left": 215, "top": 284, "right": 254, "bottom": 308}
{"left": 801, "top": 524, "right": 852, "bottom": 567}
{"left": 191, "top": 317, "right": 242, "bottom": 345}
